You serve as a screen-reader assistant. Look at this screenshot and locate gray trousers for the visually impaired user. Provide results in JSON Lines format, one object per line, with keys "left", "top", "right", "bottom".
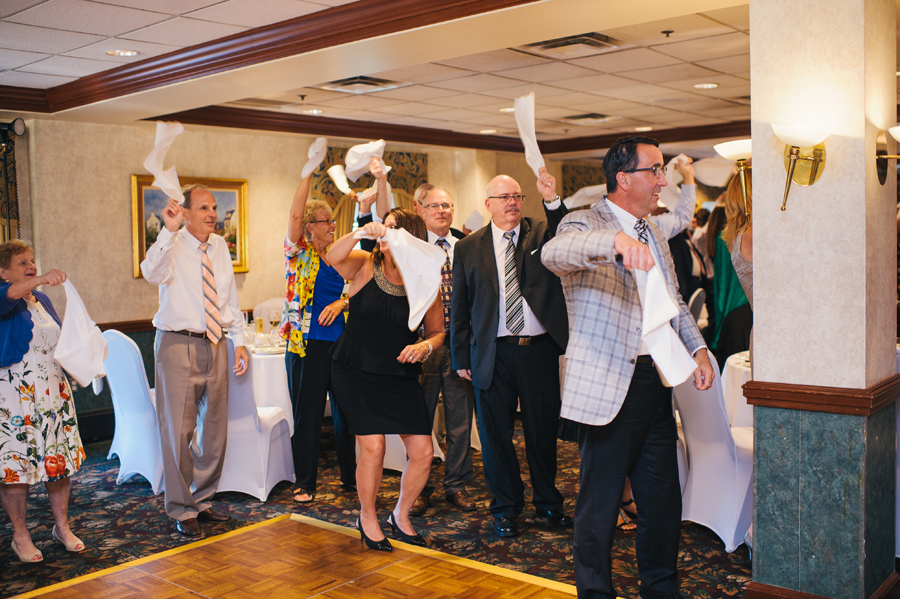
{"left": 154, "top": 330, "right": 229, "bottom": 521}
{"left": 420, "top": 344, "right": 475, "bottom": 494}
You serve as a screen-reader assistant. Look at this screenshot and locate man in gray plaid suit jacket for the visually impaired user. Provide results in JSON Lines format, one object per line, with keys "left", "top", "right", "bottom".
{"left": 542, "top": 136, "right": 714, "bottom": 599}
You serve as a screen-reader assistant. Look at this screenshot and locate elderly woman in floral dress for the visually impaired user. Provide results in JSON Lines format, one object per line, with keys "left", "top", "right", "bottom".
{"left": 0, "top": 240, "right": 85, "bottom": 563}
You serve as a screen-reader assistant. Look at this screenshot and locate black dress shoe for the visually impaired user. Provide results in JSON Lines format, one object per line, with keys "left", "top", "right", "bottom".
{"left": 493, "top": 517, "right": 519, "bottom": 538}
{"left": 357, "top": 519, "right": 392, "bottom": 552}
{"left": 446, "top": 490, "right": 477, "bottom": 512}
{"left": 535, "top": 509, "right": 573, "bottom": 527}
{"left": 175, "top": 518, "right": 202, "bottom": 538}
{"left": 197, "top": 508, "right": 230, "bottom": 523}
{"left": 387, "top": 513, "right": 426, "bottom": 547}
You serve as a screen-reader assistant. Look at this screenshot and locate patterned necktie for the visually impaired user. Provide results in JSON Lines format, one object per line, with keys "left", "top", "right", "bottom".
{"left": 634, "top": 218, "right": 649, "bottom": 245}
{"left": 502, "top": 231, "right": 524, "bottom": 335}
{"left": 436, "top": 238, "right": 452, "bottom": 333}
{"left": 199, "top": 243, "right": 223, "bottom": 343}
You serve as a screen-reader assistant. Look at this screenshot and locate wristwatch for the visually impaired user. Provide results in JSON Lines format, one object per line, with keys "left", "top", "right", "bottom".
{"left": 543, "top": 194, "right": 561, "bottom": 204}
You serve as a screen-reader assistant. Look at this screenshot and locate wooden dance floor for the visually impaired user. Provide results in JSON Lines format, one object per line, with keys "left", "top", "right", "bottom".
{"left": 15, "top": 514, "right": 577, "bottom": 599}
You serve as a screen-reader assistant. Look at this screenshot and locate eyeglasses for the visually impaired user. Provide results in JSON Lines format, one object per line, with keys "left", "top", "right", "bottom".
{"left": 488, "top": 194, "right": 525, "bottom": 203}
{"left": 310, "top": 219, "right": 335, "bottom": 226}
{"left": 424, "top": 202, "right": 453, "bottom": 211}
{"left": 622, "top": 165, "right": 666, "bottom": 178}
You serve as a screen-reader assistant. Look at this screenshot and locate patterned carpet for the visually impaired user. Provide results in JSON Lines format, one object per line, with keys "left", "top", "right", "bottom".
{"left": 0, "top": 423, "right": 750, "bottom": 598}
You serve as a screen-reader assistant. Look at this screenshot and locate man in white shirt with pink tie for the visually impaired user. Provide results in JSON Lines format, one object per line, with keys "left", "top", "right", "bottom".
{"left": 141, "top": 184, "right": 249, "bottom": 539}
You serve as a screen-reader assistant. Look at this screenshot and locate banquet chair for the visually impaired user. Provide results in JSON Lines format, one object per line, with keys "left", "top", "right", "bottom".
{"left": 102, "top": 329, "right": 164, "bottom": 495}
{"left": 217, "top": 338, "right": 295, "bottom": 501}
{"left": 674, "top": 354, "right": 752, "bottom": 552}
{"left": 253, "top": 297, "right": 284, "bottom": 332}
{"left": 687, "top": 288, "right": 706, "bottom": 324}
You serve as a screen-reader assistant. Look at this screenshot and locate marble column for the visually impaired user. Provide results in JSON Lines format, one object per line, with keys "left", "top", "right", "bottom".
{"left": 746, "top": 1, "right": 898, "bottom": 598}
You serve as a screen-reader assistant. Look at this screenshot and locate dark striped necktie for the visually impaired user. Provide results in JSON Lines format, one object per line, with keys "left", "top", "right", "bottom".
{"left": 634, "top": 218, "right": 649, "bottom": 245}
{"left": 436, "top": 238, "right": 452, "bottom": 333}
{"left": 199, "top": 243, "right": 223, "bottom": 343}
{"left": 502, "top": 231, "right": 524, "bottom": 335}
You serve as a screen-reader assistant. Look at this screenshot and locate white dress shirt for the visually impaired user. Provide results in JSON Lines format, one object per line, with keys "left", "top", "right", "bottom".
{"left": 427, "top": 229, "right": 458, "bottom": 262}
{"left": 490, "top": 220, "right": 547, "bottom": 338}
{"left": 141, "top": 227, "right": 246, "bottom": 346}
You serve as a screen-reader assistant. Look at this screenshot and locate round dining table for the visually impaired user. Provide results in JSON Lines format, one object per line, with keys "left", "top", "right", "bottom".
{"left": 721, "top": 350, "right": 752, "bottom": 428}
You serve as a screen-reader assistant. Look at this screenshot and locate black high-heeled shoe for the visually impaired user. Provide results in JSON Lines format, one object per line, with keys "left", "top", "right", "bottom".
{"left": 357, "top": 518, "right": 392, "bottom": 552}
{"left": 387, "top": 512, "right": 427, "bottom": 547}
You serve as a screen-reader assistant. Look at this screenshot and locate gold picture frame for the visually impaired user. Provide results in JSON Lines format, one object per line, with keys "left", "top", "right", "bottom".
{"left": 131, "top": 175, "right": 249, "bottom": 278}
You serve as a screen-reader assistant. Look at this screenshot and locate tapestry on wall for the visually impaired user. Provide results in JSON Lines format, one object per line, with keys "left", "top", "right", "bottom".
{"left": 561, "top": 162, "right": 605, "bottom": 199}
{"left": 311, "top": 146, "right": 428, "bottom": 209}
{"left": 0, "top": 136, "right": 20, "bottom": 242}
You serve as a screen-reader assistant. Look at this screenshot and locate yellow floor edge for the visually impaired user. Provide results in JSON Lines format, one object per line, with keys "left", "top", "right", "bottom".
{"left": 12, "top": 514, "right": 291, "bottom": 599}
{"left": 289, "top": 513, "right": 578, "bottom": 595}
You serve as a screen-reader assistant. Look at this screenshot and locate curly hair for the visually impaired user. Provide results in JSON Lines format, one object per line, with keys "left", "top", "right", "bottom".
{"left": 0, "top": 240, "right": 32, "bottom": 270}
{"left": 303, "top": 200, "right": 333, "bottom": 242}
{"left": 372, "top": 207, "right": 427, "bottom": 265}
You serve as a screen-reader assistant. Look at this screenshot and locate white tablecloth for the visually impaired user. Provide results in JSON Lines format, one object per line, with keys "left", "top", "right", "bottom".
{"left": 721, "top": 350, "right": 752, "bottom": 428}
{"left": 248, "top": 348, "right": 293, "bottom": 435}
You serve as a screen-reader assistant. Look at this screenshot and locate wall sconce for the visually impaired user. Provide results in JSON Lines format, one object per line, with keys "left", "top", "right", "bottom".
{"left": 874, "top": 126, "right": 900, "bottom": 185}
{"left": 0, "top": 118, "right": 25, "bottom": 153}
{"left": 771, "top": 123, "right": 828, "bottom": 211}
{"left": 714, "top": 139, "right": 752, "bottom": 216}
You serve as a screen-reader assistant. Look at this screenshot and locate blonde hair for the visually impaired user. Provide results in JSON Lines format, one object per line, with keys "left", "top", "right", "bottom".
{"left": 303, "top": 200, "right": 333, "bottom": 241}
{"left": 0, "top": 240, "right": 32, "bottom": 270}
{"left": 721, "top": 170, "right": 752, "bottom": 252}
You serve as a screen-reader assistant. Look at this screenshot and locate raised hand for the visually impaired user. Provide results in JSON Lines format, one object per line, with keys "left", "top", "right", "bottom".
{"left": 161, "top": 198, "right": 183, "bottom": 232}
{"left": 362, "top": 221, "right": 388, "bottom": 239}
{"left": 369, "top": 157, "right": 386, "bottom": 180}
{"left": 673, "top": 157, "right": 695, "bottom": 185}
{"left": 536, "top": 167, "right": 557, "bottom": 201}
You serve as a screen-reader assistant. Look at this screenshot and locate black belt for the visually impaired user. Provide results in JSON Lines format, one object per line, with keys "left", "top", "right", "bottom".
{"left": 496, "top": 334, "right": 549, "bottom": 346}
{"left": 635, "top": 354, "right": 654, "bottom": 365}
{"left": 164, "top": 329, "right": 211, "bottom": 341}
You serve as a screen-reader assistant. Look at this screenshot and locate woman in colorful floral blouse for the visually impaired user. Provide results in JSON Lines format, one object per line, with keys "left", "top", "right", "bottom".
{"left": 0, "top": 240, "right": 85, "bottom": 563}
{"left": 279, "top": 171, "right": 356, "bottom": 503}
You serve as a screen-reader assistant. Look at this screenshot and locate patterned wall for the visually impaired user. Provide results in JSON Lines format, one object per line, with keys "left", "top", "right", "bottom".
{"left": 561, "top": 162, "right": 605, "bottom": 198}
{"left": 310, "top": 146, "right": 428, "bottom": 208}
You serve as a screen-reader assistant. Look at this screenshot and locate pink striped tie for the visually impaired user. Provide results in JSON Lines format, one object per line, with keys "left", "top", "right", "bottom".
{"left": 199, "top": 243, "right": 223, "bottom": 344}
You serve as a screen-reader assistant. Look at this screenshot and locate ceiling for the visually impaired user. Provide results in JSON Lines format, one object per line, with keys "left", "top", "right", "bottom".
{"left": 0, "top": 0, "right": 896, "bottom": 158}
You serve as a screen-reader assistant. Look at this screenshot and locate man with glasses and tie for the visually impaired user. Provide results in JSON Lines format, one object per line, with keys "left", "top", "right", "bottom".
{"left": 542, "top": 137, "right": 714, "bottom": 599}
{"left": 450, "top": 168, "right": 571, "bottom": 538}
{"left": 141, "top": 184, "right": 249, "bottom": 539}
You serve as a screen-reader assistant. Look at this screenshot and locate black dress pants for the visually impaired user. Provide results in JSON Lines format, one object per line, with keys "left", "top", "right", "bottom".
{"left": 474, "top": 336, "right": 564, "bottom": 519}
{"left": 574, "top": 362, "right": 682, "bottom": 599}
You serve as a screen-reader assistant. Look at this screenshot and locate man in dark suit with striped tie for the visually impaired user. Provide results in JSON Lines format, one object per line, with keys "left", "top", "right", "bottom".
{"left": 450, "top": 168, "right": 571, "bottom": 538}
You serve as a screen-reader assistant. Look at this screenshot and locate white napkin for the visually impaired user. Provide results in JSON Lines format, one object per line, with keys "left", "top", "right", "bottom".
{"left": 514, "top": 92, "right": 545, "bottom": 178}
{"left": 641, "top": 267, "right": 698, "bottom": 387}
{"left": 54, "top": 280, "right": 108, "bottom": 387}
{"left": 464, "top": 209, "right": 485, "bottom": 232}
{"left": 143, "top": 121, "right": 185, "bottom": 201}
{"left": 564, "top": 184, "right": 607, "bottom": 210}
{"left": 345, "top": 139, "right": 392, "bottom": 182}
{"left": 327, "top": 165, "right": 352, "bottom": 195}
{"left": 693, "top": 156, "right": 739, "bottom": 187}
{"left": 353, "top": 227, "right": 444, "bottom": 330}
{"left": 301, "top": 137, "right": 328, "bottom": 179}
{"left": 658, "top": 153, "right": 691, "bottom": 210}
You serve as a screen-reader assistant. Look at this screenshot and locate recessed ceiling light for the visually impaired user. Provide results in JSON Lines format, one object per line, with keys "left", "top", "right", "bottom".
{"left": 106, "top": 49, "right": 138, "bottom": 57}
{"left": 693, "top": 82, "right": 719, "bottom": 90}
{"left": 498, "top": 107, "right": 515, "bottom": 113}
{"left": 479, "top": 129, "right": 497, "bottom": 135}
{"left": 635, "top": 126, "right": 653, "bottom": 132}
{"left": 300, "top": 108, "right": 324, "bottom": 115}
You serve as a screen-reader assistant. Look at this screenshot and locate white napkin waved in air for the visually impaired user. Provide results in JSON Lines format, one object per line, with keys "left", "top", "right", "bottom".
{"left": 301, "top": 137, "right": 328, "bottom": 179}
{"left": 327, "top": 165, "right": 352, "bottom": 195}
{"left": 640, "top": 266, "right": 698, "bottom": 387}
{"left": 353, "top": 227, "right": 444, "bottom": 330}
{"left": 693, "top": 156, "right": 739, "bottom": 187}
{"left": 344, "top": 139, "right": 392, "bottom": 182}
{"left": 564, "top": 184, "right": 607, "bottom": 210}
{"left": 657, "top": 153, "right": 691, "bottom": 210}
{"left": 55, "top": 280, "right": 108, "bottom": 387}
{"left": 464, "top": 209, "right": 485, "bottom": 232}
{"left": 143, "top": 121, "right": 185, "bottom": 201}
{"left": 514, "top": 92, "right": 545, "bottom": 178}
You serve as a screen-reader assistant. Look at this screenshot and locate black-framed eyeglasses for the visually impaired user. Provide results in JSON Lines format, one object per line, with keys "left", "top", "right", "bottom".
{"left": 424, "top": 202, "right": 453, "bottom": 211}
{"left": 622, "top": 165, "right": 666, "bottom": 178}
{"left": 310, "top": 219, "right": 335, "bottom": 226}
{"left": 488, "top": 194, "right": 525, "bottom": 203}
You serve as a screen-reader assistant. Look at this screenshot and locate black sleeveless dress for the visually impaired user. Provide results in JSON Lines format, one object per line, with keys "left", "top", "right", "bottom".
{"left": 330, "top": 261, "right": 431, "bottom": 435}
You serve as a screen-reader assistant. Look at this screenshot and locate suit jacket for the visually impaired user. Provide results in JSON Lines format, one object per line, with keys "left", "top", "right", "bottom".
{"left": 541, "top": 199, "right": 705, "bottom": 426}
{"left": 450, "top": 204, "right": 568, "bottom": 390}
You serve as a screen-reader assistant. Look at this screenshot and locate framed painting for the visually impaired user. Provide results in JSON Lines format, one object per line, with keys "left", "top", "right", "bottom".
{"left": 131, "top": 175, "right": 249, "bottom": 278}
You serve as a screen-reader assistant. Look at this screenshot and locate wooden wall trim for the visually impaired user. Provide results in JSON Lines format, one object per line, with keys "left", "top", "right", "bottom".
{"left": 0, "top": 85, "right": 51, "bottom": 113}
{"left": 153, "top": 105, "right": 527, "bottom": 152}
{"left": 540, "top": 120, "right": 752, "bottom": 154}
{"left": 745, "top": 573, "right": 900, "bottom": 599}
{"left": 743, "top": 374, "right": 900, "bottom": 416}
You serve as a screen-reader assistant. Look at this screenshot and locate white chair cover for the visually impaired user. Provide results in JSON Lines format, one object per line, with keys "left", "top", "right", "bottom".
{"left": 218, "top": 338, "right": 295, "bottom": 501}
{"left": 674, "top": 354, "right": 752, "bottom": 552}
{"left": 102, "top": 330, "right": 164, "bottom": 495}
{"left": 687, "top": 288, "right": 706, "bottom": 324}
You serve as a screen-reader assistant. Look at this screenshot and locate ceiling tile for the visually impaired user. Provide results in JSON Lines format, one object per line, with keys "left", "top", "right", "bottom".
{"left": 700, "top": 6, "right": 750, "bottom": 30}
{"left": 0, "top": 21, "right": 104, "bottom": 53}
{"left": 704, "top": 105, "right": 751, "bottom": 118}
{"left": 7, "top": 0, "right": 169, "bottom": 36}
{"left": 602, "top": 14, "right": 736, "bottom": 46}
{"left": 568, "top": 99, "right": 652, "bottom": 114}
{"left": 460, "top": 114, "right": 518, "bottom": 127}
{"left": 18, "top": 55, "right": 115, "bottom": 77}
{"left": 420, "top": 92, "right": 504, "bottom": 109}
{"left": 478, "top": 82, "right": 573, "bottom": 101}
{"left": 0, "top": 70, "right": 76, "bottom": 88}
{"left": 184, "top": 0, "right": 320, "bottom": 28}
{"left": 549, "top": 73, "right": 645, "bottom": 93}
{"left": 541, "top": 91, "right": 608, "bottom": 107}
{"left": 120, "top": 17, "right": 246, "bottom": 46}
{"left": 427, "top": 73, "right": 522, "bottom": 93}
{"left": 305, "top": 0, "right": 359, "bottom": 7}
{"left": 91, "top": 0, "right": 220, "bottom": 14}
{"left": 659, "top": 73, "right": 750, "bottom": 92}
{"left": 652, "top": 32, "right": 750, "bottom": 62}
{"left": 569, "top": 49, "right": 681, "bottom": 73}
{"left": 368, "top": 85, "right": 462, "bottom": 102}
{"left": 0, "top": 0, "right": 46, "bottom": 19}
{"left": 421, "top": 107, "right": 489, "bottom": 122}
{"left": 626, "top": 63, "right": 719, "bottom": 84}
{"left": 695, "top": 54, "right": 750, "bottom": 76}
{"left": 0, "top": 48, "right": 49, "bottom": 71}
{"left": 63, "top": 39, "right": 182, "bottom": 62}
{"left": 370, "top": 102, "right": 447, "bottom": 116}
{"left": 370, "top": 63, "right": 474, "bottom": 84}
{"left": 279, "top": 87, "right": 347, "bottom": 103}
{"left": 278, "top": 104, "right": 354, "bottom": 116}
{"left": 385, "top": 115, "right": 449, "bottom": 128}
{"left": 493, "top": 62, "right": 597, "bottom": 83}
{"left": 335, "top": 110, "right": 402, "bottom": 123}
{"left": 316, "top": 94, "right": 406, "bottom": 110}
{"left": 436, "top": 48, "right": 550, "bottom": 72}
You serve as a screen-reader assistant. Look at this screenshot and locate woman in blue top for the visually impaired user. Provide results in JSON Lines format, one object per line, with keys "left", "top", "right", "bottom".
{"left": 279, "top": 172, "right": 356, "bottom": 503}
{"left": 0, "top": 240, "right": 85, "bottom": 563}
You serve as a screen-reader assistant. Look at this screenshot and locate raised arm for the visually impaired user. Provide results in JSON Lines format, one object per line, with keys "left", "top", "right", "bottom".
{"left": 4, "top": 270, "right": 66, "bottom": 303}
{"left": 141, "top": 198, "right": 181, "bottom": 285}
{"left": 287, "top": 173, "right": 313, "bottom": 244}
{"left": 370, "top": 157, "right": 391, "bottom": 220}
{"left": 327, "top": 220, "right": 383, "bottom": 283}
{"left": 542, "top": 216, "right": 655, "bottom": 276}
{"left": 537, "top": 167, "right": 568, "bottom": 234}
{"left": 651, "top": 159, "right": 696, "bottom": 239}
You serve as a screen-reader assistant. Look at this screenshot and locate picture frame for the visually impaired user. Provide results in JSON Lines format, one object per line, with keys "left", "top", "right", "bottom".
{"left": 131, "top": 175, "right": 249, "bottom": 278}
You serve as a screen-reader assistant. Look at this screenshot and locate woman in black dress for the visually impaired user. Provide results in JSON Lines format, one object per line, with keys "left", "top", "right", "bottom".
{"left": 327, "top": 208, "right": 445, "bottom": 551}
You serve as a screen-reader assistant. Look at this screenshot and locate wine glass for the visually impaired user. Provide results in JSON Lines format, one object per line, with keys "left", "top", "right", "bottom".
{"left": 267, "top": 309, "right": 280, "bottom": 344}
